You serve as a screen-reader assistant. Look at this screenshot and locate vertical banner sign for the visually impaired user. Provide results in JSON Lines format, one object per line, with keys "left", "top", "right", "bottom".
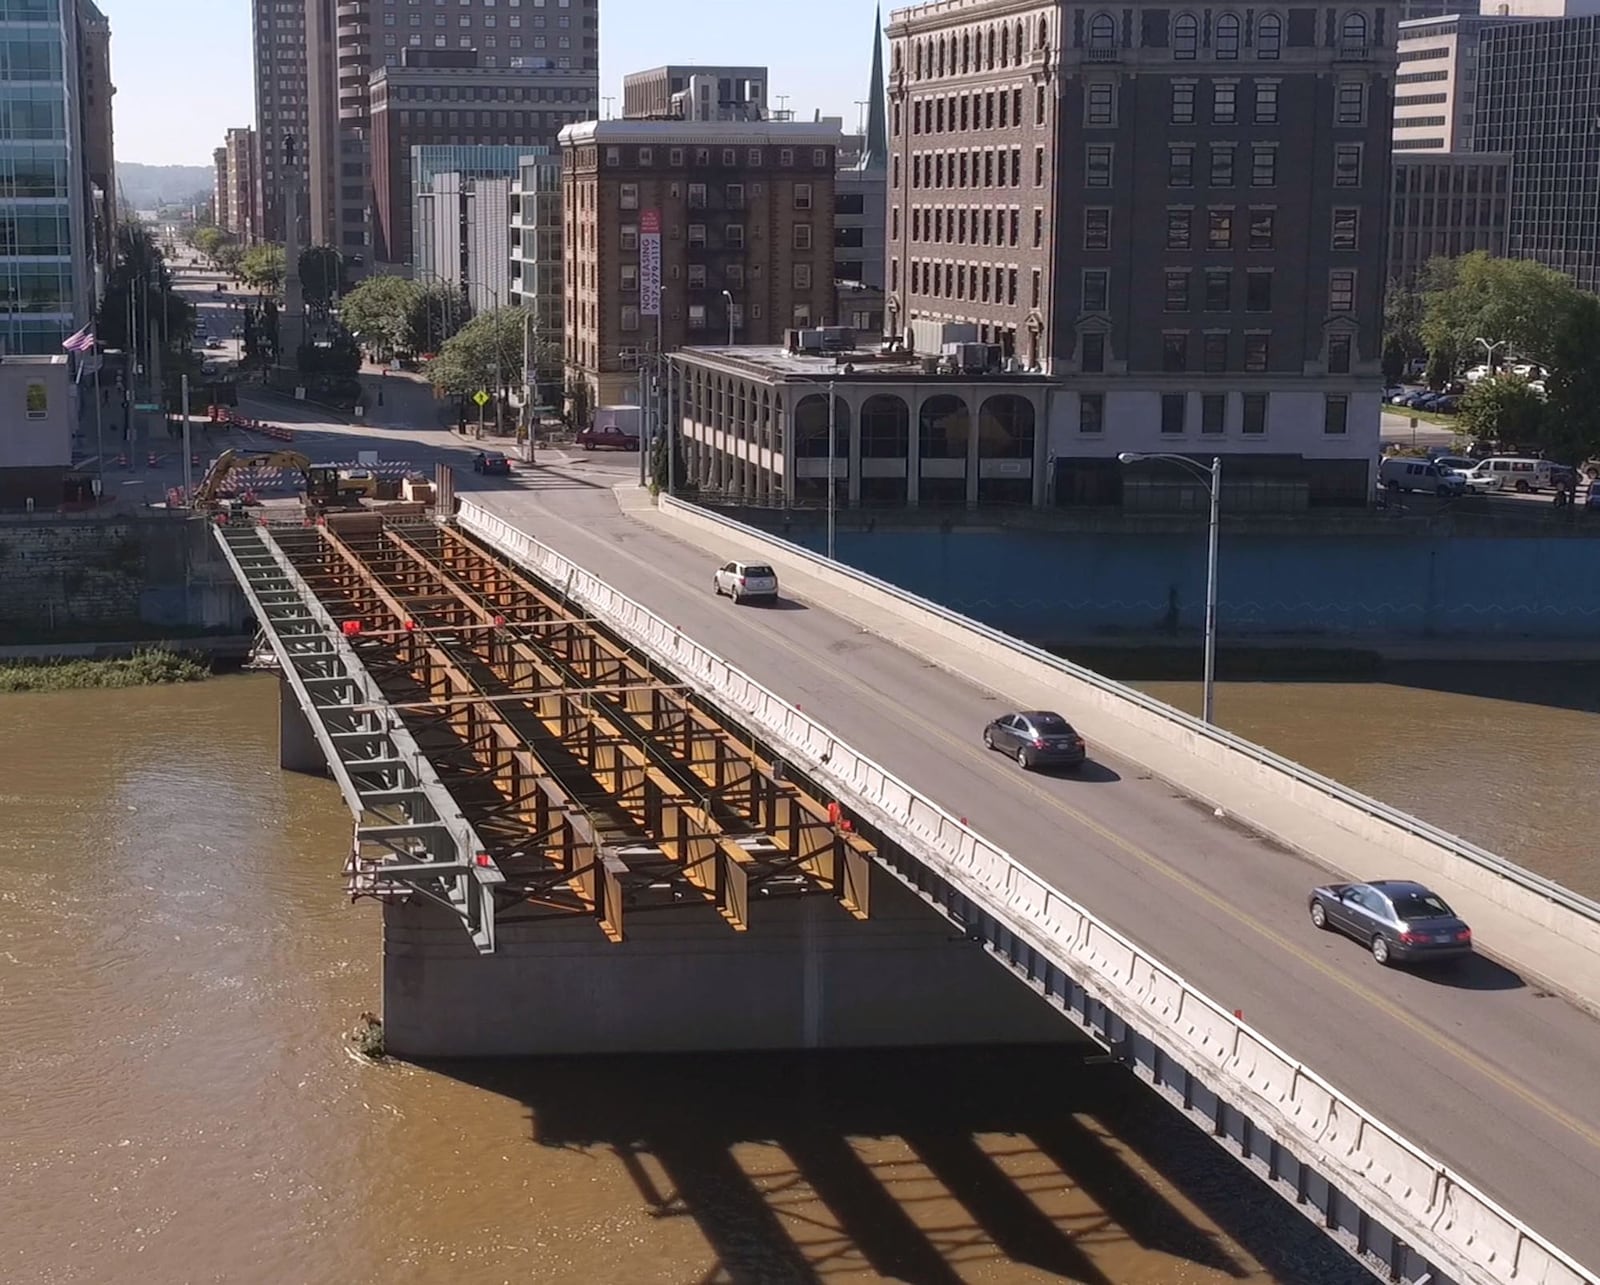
{"left": 639, "top": 209, "right": 662, "bottom": 317}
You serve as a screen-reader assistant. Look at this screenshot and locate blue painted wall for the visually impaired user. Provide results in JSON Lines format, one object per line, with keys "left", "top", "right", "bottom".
{"left": 781, "top": 529, "right": 1600, "bottom": 639}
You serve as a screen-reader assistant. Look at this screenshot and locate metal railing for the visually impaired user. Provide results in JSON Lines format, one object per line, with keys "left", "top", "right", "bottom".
{"left": 455, "top": 498, "right": 1596, "bottom": 1285}
{"left": 660, "top": 495, "right": 1600, "bottom": 926}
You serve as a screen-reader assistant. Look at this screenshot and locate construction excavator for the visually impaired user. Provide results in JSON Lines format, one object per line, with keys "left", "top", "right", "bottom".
{"left": 191, "top": 448, "right": 344, "bottom": 512}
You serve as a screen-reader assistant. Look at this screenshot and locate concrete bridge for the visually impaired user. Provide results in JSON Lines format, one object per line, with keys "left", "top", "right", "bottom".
{"left": 215, "top": 491, "right": 1600, "bottom": 1285}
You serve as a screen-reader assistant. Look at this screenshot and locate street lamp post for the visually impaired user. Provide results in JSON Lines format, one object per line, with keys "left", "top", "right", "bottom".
{"left": 1117, "top": 452, "right": 1222, "bottom": 724}
{"left": 827, "top": 379, "right": 837, "bottom": 561}
{"left": 721, "top": 289, "right": 735, "bottom": 347}
{"left": 461, "top": 277, "right": 504, "bottom": 437}
{"left": 1475, "top": 335, "right": 1509, "bottom": 374}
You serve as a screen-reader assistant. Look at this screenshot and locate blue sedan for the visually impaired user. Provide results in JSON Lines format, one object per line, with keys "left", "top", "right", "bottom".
{"left": 1309, "top": 880, "right": 1472, "bottom": 966}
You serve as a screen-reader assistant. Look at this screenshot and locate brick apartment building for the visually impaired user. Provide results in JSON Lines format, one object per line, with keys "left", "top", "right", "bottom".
{"left": 558, "top": 119, "right": 842, "bottom": 409}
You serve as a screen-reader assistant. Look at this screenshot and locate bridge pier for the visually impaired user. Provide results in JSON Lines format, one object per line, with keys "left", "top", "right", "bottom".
{"left": 278, "top": 674, "right": 327, "bottom": 776}
{"left": 381, "top": 872, "right": 1077, "bottom": 1058}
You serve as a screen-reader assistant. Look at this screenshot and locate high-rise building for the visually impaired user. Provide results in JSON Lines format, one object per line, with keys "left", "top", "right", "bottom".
{"left": 622, "top": 66, "right": 768, "bottom": 121}
{"left": 214, "top": 146, "right": 231, "bottom": 230}
{"left": 1472, "top": 12, "right": 1600, "bottom": 291}
{"left": 886, "top": 0, "right": 1393, "bottom": 505}
{"left": 305, "top": 0, "right": 373, "bottom": 266}
{"left": 1392, "top": 14, "right": 1516, "bottom": 153}
{"left": 252, "top": 0, "right": 310, "bottom": 243}
{"left": 76, "top": 0, "right": 114, "bottom": 276}
{"left": 0, "top": 0, "right": 101, "bottom": 353}
{"left": 509, "top": 152, "right": 563, "bottom": 400}
{"left": 558, "top": 118, "right": 841, "bottom": 409}
{"left": 224, "top": 127, "right": 259, "bottom": 242}
{"left": 414, "top": 164, "right": 519, "bottom": 311}
{"left": 369, "top": 50, "right": 595, "bottom": 268}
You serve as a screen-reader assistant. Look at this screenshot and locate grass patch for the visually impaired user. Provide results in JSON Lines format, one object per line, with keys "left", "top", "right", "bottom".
{"left": 0, "top": 648, "right": 210, "bottom": 693}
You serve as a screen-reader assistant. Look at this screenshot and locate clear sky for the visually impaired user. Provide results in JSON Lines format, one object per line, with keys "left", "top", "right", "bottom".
{"left": 104, "top": 0, "right": 887, "bottom": 168}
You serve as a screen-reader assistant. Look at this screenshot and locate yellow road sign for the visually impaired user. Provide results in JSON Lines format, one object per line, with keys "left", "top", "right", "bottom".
{"left": 472, "top": 390, "right": 490, "bottom": 407}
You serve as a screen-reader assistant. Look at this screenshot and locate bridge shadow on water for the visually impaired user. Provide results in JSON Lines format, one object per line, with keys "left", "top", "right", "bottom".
{"left": 424, "top": 1045, "right": 1370, "bottom": 1284}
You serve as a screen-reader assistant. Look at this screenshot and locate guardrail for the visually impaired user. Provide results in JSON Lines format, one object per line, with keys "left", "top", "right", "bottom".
{"left": 657, "top": 496, "right": 1600, "bottom": 930}
{"left": 456, "top": 498, "right": 1595, "bottom": 1285}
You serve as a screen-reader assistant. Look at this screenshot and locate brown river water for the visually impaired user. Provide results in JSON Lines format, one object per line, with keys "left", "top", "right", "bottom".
{"left": 3, "top": 665, "right": 1591, "bottom": 1285}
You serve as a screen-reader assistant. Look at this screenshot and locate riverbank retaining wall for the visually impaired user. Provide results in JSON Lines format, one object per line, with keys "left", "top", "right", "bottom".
{"left": 0, "top": 514, "right": 249, "bottom": 642}
{"left": 731, "top": 518, "right": 1600, "bottom": 640}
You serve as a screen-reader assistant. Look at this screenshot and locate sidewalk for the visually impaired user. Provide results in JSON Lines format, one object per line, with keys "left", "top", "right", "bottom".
{"left": 616, "top": 483, "right": 1600, "bottom": 1018}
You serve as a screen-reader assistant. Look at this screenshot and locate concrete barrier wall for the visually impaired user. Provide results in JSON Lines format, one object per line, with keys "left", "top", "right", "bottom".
{"left": 456, "top": 500, "right": 1595, "bottom": 1285}
{"left": 654, "top": 495, "right": 1600, "bottom": 965}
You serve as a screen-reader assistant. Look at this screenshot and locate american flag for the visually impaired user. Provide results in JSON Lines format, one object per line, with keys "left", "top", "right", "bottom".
{"left": 62, "top": 324, "right": 95, "bottom": 353}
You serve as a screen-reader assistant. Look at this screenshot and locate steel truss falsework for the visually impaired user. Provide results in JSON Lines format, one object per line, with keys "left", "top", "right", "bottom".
{"left": 218, "top": 514, "right": 873, "bottom": 952}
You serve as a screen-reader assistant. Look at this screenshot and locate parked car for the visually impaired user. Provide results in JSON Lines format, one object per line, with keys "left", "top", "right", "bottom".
{"left": 205, "top": 336, "right": 225, "bottom": 350}
{"left": 712, "top": 560, "right": 779, "bottom": 605}
{"left": 1309, "top": 880, "right": 1472, "bottom": 966}
{"left": 1466, "top": 456, "right": 1554, "bottom": 493}
{"left": 1431, "top": 456, "right": 1497, "bottom": 492}
{"left": 575, "top": 424, "right": 640, "bottom": 451}
{"left": 983, "top": 711, "right": 1088, "bottom": 771}
{"left": 1433, "top": 395, "right": 1460, "bottom": 413}
{"left": 473, "top": 450, "right": 512, "bottom": 476}
{"left": 1379, "top": 457, "right": 1464, "bottom": 496}
{"left": 1587, "top": 480, "right": 1600, "bottom": 511}
{"left": 1382, "top": 385, "right": 1408, "bottom": 403}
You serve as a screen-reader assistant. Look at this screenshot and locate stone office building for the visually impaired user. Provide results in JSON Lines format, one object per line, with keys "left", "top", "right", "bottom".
{"left": 882, "top": 0, "right": 1395, "bottom": 506}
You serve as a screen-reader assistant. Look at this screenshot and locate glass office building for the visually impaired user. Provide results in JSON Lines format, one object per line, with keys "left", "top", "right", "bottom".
{"left": 0, "top": 0, "right": 88, "bottom": 354}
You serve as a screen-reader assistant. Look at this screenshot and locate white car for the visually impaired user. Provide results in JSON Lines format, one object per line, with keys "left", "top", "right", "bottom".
{"left": 712, "top": 560, "right": 779, "bottom": 605}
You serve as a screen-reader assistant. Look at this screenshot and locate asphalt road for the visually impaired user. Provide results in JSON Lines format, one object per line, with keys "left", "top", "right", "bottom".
{"left": 455, "top": 455, "right": 1600, "bottom": 1273}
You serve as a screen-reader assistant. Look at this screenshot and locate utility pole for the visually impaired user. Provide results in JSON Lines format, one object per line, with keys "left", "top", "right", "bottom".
{"left": 180, "top": 373, "right": 193, "bottom": 505}
{"left": 827, "top": 378, "right": 837, "bottom": 560}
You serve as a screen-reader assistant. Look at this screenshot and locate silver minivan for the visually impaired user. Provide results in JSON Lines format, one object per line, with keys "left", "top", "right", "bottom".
{"left": 1379, "top": 457, "right": 1465, "bottom": 496}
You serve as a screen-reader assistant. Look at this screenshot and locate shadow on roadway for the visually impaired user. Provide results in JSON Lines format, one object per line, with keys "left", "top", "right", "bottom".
{"left": 1040, "top": 759, "right": 1122, "bottom": 784}
{"left": 421, "top": 1045, "right": 1371, "bottom": 1284}
{"left": 1416, "top": 952, "right": 1527, "bottom": 993}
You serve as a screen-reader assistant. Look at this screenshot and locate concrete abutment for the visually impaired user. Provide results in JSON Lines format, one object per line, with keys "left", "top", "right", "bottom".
{"left": 278, "top": 674, "right": 327, "bottom": 775}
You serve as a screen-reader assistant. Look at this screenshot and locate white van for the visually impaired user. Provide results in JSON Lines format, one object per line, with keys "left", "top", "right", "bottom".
{"left": 1379, "top": 457, "right": 1465, "bottom": 496}
{"left": 1465, "top": 457, "right": 1552, "bottom": 493}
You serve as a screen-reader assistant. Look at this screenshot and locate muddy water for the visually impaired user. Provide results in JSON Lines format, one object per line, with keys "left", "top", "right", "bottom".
{"left": 1140, "top": 660, "right": 1600, "bottom": 900}
{"left": 0, "top": 677, "right": 1378, "bottom": 1284}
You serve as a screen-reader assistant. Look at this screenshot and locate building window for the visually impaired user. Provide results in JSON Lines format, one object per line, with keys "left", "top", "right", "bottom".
{"left": 1334, "top": 143, "right": 1362, "bottom": 187}
{"left": 620, "top": 305, "right": 640, "bottom": 331}
{"left": 606, "top": 147, "right": 620, "bottom": 166}
{"left": 726, "top": 223, "right": 744, "bottom": 248}
{"left": 1251, "top": 145, "right": 1276, "bottom": 187}
{"left": 688, "top": 304, "right": 707, "bottom": 329}
{"left": 25, "top": 380, "right": 46, "bottom": 419}
{"left": 1034, "top": 206, "right": 1044, "bottom": 246}
{"left": 1210, "top": 145, "right": 1234, "bottom": 188}
{"left": 688, "top": 182, "right": 706, "bottom": 207}
{"left": 1034, "top": 146, "right": 1046, "bottom": 185}
{"left": 793, "top": 223, "right": 812, "bottom": 249}
{"left": 1324, "top": 394, "right": 1349, "bottom": 434}
{"left": 1207, "top": 208, "right": 1233, "bottom": 251}
{"left": 619, "top": 183, "right": 638, "bottom": 210}
{"left": 1086, "top": 144, "right": 1112, "bottom": 187}
{"left": 620, "top": 264, "right": 638, "bottom": 292}
{"left": 1201, "top": 391, "right": 1226, "bottom": 430}
{"left": 1170, "top": 81, "right": 1195, "bottom": 124}
{"left": 1173, "top": 12, "right": 1198, "bottom": 59}
{"left": 1162, "top": 332, "right": 1188, "bottom": 372}
{"left": 620, "top": 223, "right": 638, "bottom": 250}
{"left": 1204, "top": 269, "right": 1230, "bottom": 311}
{"left": 1165, "top": 270, "right": 1190, "bottom": 312}
{"left": 1329, "top": 332, "right": 1352, "bottom": 374}
{"left": 1168, "top": 146, "right": 1194, "bottom": 188}
{"left": 1246, "top": 270, "right": 1272, "bottom": 312}
{"left": 1257, "top": 13, "right": 1282, "bottom": 59}
{"left": 1336, "top": 81, "right": 1365, "bottom": 125}
{"left": 688, "top": 264, "right": 707, "bottom": 288}
{"left": 1242, "top": 392, "right": 1267, "bottom": 433}
{"left": 1213, "top": 81, "right": 1236, "bottom": 124}
{"left": 794, "top": 183, "right": 813, "bottom": 209}
{"left": 1329, "top": 269, "right": 1356, "bottom": 312}
{"left": 1083, "top": 269, "right": 1109, "bottom": 312}
{"left": 1083, "top": 207, "right": 1110, "bottom": 250}
{"left": 1166, "top": 208, "right": 1192, "bottom": 251}
{"left": 1161, "top": 392, "right": 1187, "bottom": 433}
{"left": 639, "top": 147, "right": 653, "bottom": 166}
{"left": 1255, "top": 81, "right": 1278, "bottom": 124}
{"left": 688, "top": 223, "right": 706, "bottom": 247}
{"left": 1215, "top": 12, "right": 1241, "bottom": 59}
{"left": 1244, "top": 332, "right": 1269, "bottom": 371}
{"left": 1081, "top": 333, "right": 1106, "bottom": 373}
{"left": 1080, "top": 391, "right": 1105, "bottom": 432}
{"left": 793, "top": 263, "right": 812, "bottom": 288}
{"left": 1248, "top": 208, "right": 1275, "bottom": 249}
{"left": 1331, "top": 207, "right": 1359, "bottom": 251}
{"left": 1087, "top": 80, "right": 1114, "bottom": 125}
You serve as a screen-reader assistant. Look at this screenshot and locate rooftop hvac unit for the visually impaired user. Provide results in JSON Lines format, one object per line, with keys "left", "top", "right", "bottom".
{"left": 816, "top": 325, "right": 855, "bottom": 352}
{"left": 795, "top": 328, "right": 826, "bottom": 354}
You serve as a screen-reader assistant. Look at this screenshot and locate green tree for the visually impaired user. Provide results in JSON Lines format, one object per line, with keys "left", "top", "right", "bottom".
{"left": 563, "top": 375, "right": 592, "bottom": 430}
{"left": 193, "top": 224, "right": 231, "bottom": 264}
{"left": 426, "top": 307, "right": 527, "bottom": 409}
{"left": 1543, "top": 293, "right": 1600, "bottom": 464}
{"left": 1384, "top": 279, "right": 1426, "bottom": 362}
{"left": 215, "top": 242, "right": 244, "bottom": 276}
{"left": 238, "top": 243, "right": 287, "bottom": 293}
{"left": 408, "top": 281, "right": 470, "bottom": 353}
{"left": 1420, "top": 251, "right": 1578, "bottom": 371}
{"left": 1382, "top": 335, "right": 1407, "bottom": 386}
{"left": 1456, "top": 375, "right": 1545, "bottom": 449}
{"left": 340, "top": 273, "right": 423, "bottom": 357}
{"left": 298, "top": 245, "right": 343, "bottom": 311}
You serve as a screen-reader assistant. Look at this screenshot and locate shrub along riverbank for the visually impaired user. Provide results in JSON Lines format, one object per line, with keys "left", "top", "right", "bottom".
{"left": 0, "top": 649, "right": 211, "bottom": 694}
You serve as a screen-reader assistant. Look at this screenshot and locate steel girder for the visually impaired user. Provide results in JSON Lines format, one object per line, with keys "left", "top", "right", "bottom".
{"left": 212, "top": 519, "right": 504, "bottom": 953}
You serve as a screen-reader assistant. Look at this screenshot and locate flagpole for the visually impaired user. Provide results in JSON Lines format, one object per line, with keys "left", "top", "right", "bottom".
{"left": 92, "top": 345, "right": 104, "bottom": 495}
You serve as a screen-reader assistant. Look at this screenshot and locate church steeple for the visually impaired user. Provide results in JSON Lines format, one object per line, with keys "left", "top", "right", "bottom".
{"left": 861, "top": 7, "right": 888, "bottom": 171}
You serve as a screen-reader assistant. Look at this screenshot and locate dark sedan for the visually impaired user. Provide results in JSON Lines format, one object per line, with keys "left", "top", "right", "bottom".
{"left": 982, "top": 710, "right": 1087, "bottom": 771}
{"left": 473, "top": 450, "right": 512, "bottom": 476}
{"left": 1309, "top": 880, "right": 1473, "bottom": 966}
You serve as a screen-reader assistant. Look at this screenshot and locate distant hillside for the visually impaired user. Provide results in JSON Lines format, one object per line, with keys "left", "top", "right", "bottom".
{"left": 118, "top": 162, "right": 215, "bottom": 211}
